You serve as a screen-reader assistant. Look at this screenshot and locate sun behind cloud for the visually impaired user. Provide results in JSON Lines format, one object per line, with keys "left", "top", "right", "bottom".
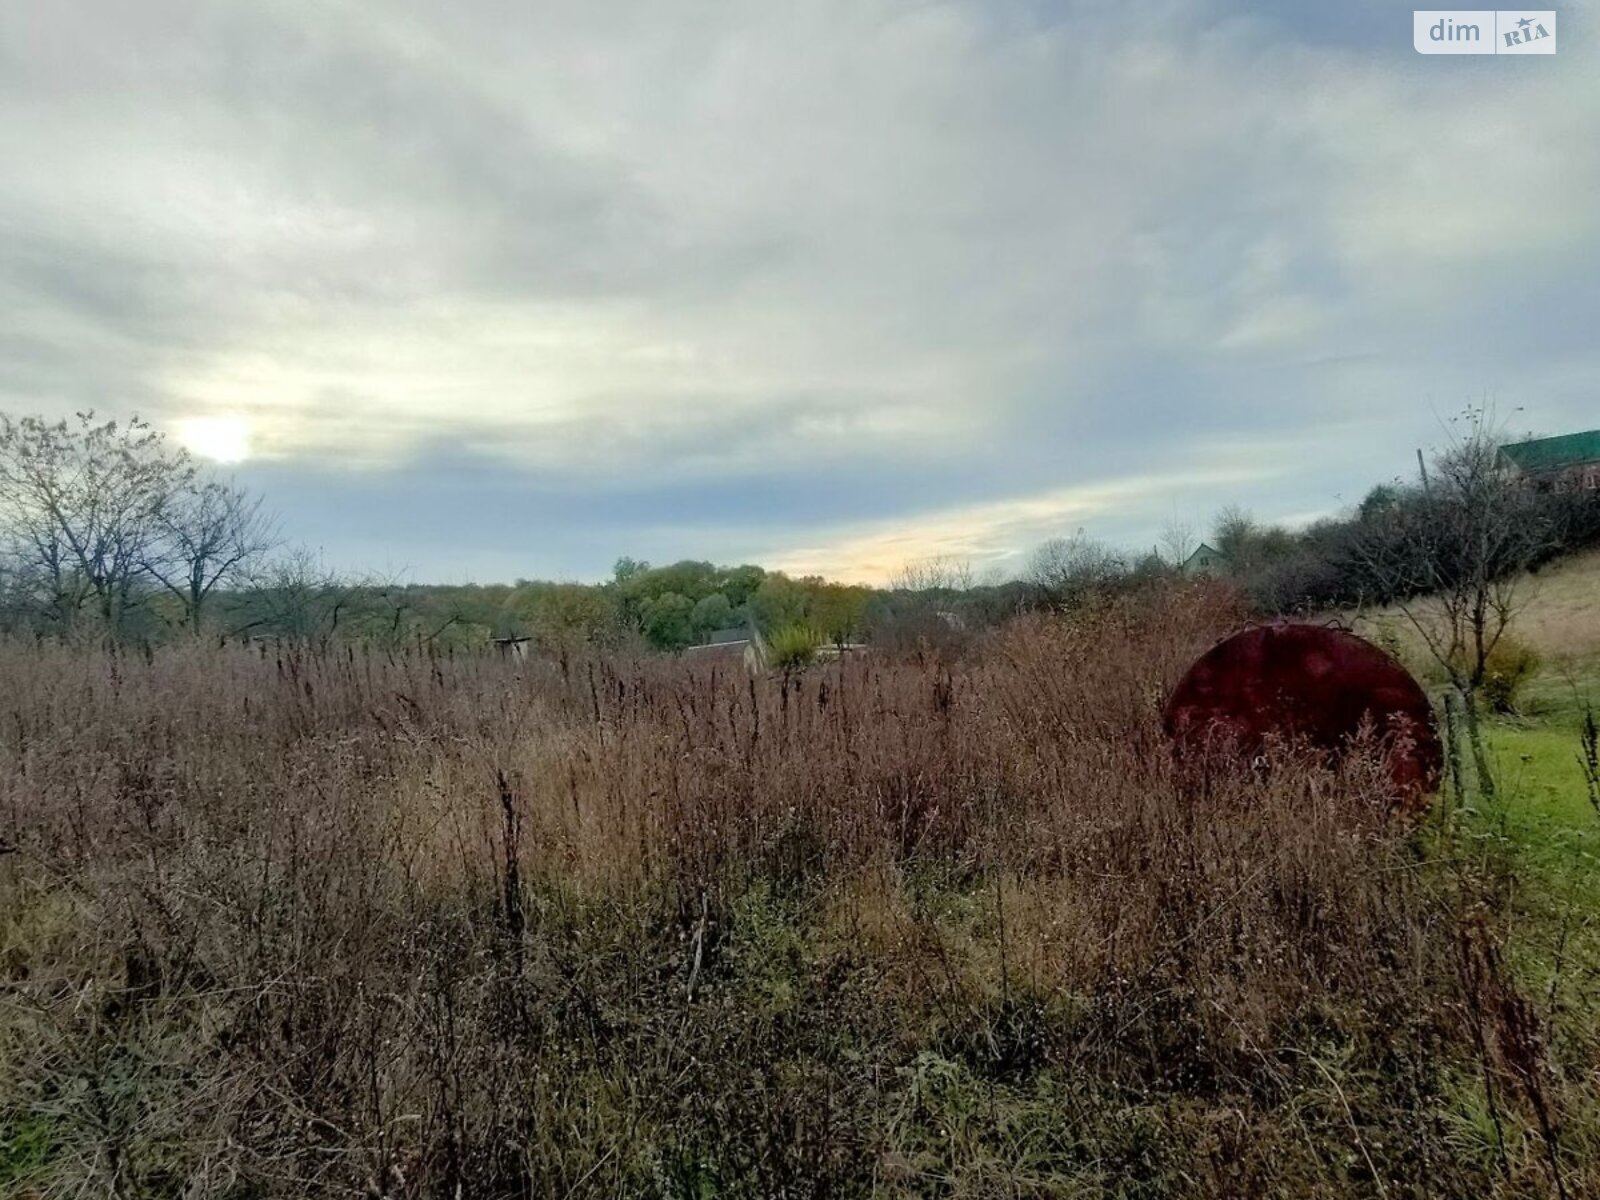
{"left": 176, "top": 415, "right": 252, "bottom": 464}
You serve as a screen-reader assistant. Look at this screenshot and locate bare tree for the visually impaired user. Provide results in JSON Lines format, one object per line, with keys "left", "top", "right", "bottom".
{"left": 1158, "top": 515, "right": 1198, "bottom": 567}
{"left": 232, "top": 548, "right": 361, "bottom": 647}
{"left": 143, "top": 477, "right": 278, "bottom": 629}
{"left": 892, "top": 554, "right": 975, "bottom": 593}
{"left": 1210, "top": 504, "right": 1259, "bottom": 573}
{"left": 0, "top": 412, "right": 191, "bottom": 634}
{"left": 1027, "top": 531, "right": 1126, "bottom": 606}
{"left": 1347, "top": 408, "right": 1554, "bottom": 795}
{"left": 358, "top": 580, "right": 475, "bottom": 649}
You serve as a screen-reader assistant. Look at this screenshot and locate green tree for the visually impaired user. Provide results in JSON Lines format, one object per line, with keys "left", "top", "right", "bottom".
{"left": 641, "top": 591, "right": 696, "bottom": 650}
{"left": 646, "top": 561, "right": 720, "bottom": 602}
{"left": 808, "top": 581, "right": 871, "bottom": 646}
{"left": 533, "top": 583, "right": 618, "bottom": 651}
{"left": 613, "top": 557, "right": 650, "bottom": 583}
{"left": 750, "top": 574, "right": 810, "bottom": 634}
{"left": 690, "top": 592, "right": 735, "bottom": 640}
{"left": 718, "top": 564, "right": 766, "bottom": 609}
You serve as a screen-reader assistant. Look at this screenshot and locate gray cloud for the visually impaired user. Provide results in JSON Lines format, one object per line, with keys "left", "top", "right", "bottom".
{"left": 0, "top": 0, "right": 1595, "bottom": 580}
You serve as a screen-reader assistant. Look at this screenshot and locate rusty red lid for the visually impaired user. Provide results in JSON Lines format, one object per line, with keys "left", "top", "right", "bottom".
{"left": 1163, "top": 623, "right": 1442, "bottom": 799}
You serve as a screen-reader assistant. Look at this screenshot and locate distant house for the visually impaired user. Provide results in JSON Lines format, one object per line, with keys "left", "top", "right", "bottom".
{"left": 683, "top": 626, "right": 769, "bottom": 673}
{"left": 1498, "top": 430, "right": 1600, "bottom": 492}
{"left": 1181, "top": 543, "right": 1228, "bottom": 576}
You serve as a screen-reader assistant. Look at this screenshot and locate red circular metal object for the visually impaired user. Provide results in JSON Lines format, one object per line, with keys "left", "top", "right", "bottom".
{"left": 1162, "top": 623, "right": 1442, "bottom": 798}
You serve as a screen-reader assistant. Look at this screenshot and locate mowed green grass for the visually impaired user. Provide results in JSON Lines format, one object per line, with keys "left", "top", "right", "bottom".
{"left": 1478, "top": 711, "right": 1600, "bottom": 1149}
{"left": 1481, "top": 719, "right": 1600, "bottom": 899}
{"left": 1457, "top": 667, "right": 1600, "bottom": 1127}
{"left": 1479, "top": 630, "right": 1599, "bottom": 893}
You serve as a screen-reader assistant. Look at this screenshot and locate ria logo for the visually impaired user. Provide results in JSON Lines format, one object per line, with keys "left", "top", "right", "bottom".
{"left": 1414, "top": 10, "right": 1557, "bottom": 53}
{"left": 1501, "top": 12, "right": 1553, "bottom": 46}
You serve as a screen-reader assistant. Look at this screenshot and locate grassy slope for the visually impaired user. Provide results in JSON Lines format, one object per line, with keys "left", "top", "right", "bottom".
{"left": 1344, "top": 548, "right": 1600, "bottom": 676}
{"left": 1508, "top": 549, "right": 1600, "bottom": 666}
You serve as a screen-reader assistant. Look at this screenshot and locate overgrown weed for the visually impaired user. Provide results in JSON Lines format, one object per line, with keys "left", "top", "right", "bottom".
{"left": 0, "top": 582, "right": 1592, "bottom": 1196}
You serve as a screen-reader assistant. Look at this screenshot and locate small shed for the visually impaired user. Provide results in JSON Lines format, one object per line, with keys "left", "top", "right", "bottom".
{"left": 683, "top": 626, "right": 769, "bottom": 673}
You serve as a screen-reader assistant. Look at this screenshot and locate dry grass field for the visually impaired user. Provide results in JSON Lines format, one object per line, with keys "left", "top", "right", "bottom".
{"left": 1507, "top": 550, "right": 1600, "bottom": 665}
{"left": 1346, "top": 548, "right": 1600, "bottom": 680}
{"left": 1, "top": 581, "right": 1597, "bottom": 1198}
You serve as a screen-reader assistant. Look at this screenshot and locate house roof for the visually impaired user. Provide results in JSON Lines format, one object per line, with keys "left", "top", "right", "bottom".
{"left": 703, "top": 626, "right": 750, "bottom": 646}
{"left": 1183, "top": 543, "right": 1226, "bottom": 565}
{"left": 1499, "top": 430, "right": 1600, "bottom": 474}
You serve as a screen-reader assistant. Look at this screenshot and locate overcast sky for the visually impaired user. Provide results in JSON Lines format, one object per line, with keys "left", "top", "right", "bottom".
{"left": 1, "top": 1, "right": 1595, "bottom": 583}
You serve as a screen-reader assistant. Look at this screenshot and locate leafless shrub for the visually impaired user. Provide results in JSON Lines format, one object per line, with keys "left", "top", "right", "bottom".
{"left": 0, "top": 585, "right": 1582, "bottom": 1196}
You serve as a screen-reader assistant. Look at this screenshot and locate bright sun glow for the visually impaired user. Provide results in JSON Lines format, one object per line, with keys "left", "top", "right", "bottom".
{"left": 177, "top": 415, "right": 252, "bottom": 463}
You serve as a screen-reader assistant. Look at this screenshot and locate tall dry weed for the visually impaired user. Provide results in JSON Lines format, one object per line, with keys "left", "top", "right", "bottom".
{"left": 0, "top": 583, "right": 1581, "bottom": 1196}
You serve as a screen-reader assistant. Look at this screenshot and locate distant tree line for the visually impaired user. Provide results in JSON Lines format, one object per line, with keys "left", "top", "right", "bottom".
{"left": 2, "top": 407, "right": 1593, "bottom": 674}
{"left": 1013, "top": 414, "right": 1600, "bottom": 626}
{"left": 0, "top": 411, "right": 889, "bottom": 652}
{"left": 496, "top": 559, "right": 877, "bottom": 654}
{"left": 1209, "top": 468, "right": 1600, "bottom": 620}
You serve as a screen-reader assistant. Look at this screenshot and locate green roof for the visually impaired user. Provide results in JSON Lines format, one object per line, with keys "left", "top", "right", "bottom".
{"left": 1499, "top": 430, "right": 1600, "bottom": 474}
